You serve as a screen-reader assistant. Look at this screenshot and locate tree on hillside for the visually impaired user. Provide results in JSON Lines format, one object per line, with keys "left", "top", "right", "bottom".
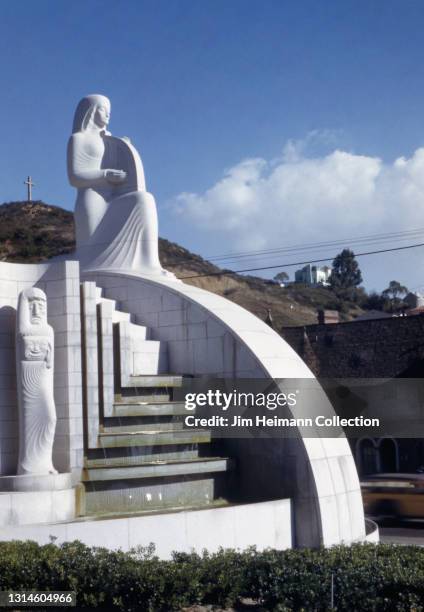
{"left": 382, "top": 280, "right": 408, "bottom": 311}
{"left": 274, "top": 271, "right": 289, "bottom": 283}
{"left": 382, "top": 280, "right": 408, "bottom": 302}
{"left": 362, "top": 291, "right": 388, "bottom": 312}
{"left": 329, "top": 249, "right": 363, "bottom": 291}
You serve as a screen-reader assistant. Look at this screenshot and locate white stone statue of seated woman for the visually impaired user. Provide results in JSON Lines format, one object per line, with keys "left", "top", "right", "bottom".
{"left": 68, "top": 94, "right": 171, "bottom": 275}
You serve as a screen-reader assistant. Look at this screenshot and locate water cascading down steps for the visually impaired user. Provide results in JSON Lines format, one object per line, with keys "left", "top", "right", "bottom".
{"left": 78, "top": 284, "right": 232, "bottom": 517}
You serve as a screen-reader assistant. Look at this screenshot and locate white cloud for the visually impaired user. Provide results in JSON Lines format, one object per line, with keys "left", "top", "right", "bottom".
{"left": 171, "top": 139, "right": 424, "bottom": 257}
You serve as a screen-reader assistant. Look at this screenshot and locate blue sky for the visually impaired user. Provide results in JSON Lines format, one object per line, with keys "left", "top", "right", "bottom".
{"left": 1, "top": 1, "right": 424, "bottom": 291}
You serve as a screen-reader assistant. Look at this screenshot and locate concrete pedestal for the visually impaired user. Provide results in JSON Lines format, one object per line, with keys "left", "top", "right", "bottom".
{"left": 0, "top": 473, "right": 75, "bottom": 526}
{"left": 0, "top": 472, "right": 72, "bottom": 492}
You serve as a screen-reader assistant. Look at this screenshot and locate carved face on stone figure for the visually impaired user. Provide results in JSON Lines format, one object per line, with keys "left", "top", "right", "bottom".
{"left": 94, "top": 104, "right": 110, "bottom": 129}
{"left": 17, "top": 287, "right": 53, "bottom": 367}
{"left": 28, "top": 295, "right": 47, "bottom": 326}
{"left": 20, "top": 287, "right": 48, "bottom": 328}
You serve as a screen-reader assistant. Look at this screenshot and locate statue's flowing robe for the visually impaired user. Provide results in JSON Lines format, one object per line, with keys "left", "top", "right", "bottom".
{"left": 18, "top": 355, "right": 56, "bottom": 474}
{"left": 70, "top": 132, "right": 164, "bottom": 273}
{"left": 16, "top": 292, "right": 57, "bottom": 475}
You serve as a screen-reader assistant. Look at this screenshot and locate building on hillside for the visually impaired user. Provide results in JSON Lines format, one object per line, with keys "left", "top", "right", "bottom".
{"left": 294, "top": 264, "right": 332, "bottom": 286}
{"left": 317, "top": 309, "right": 339, "bottom": 324}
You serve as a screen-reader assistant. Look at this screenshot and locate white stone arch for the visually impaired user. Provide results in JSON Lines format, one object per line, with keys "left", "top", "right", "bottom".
{"left": 85, "top": 269, "right": 366, "bottom": 547}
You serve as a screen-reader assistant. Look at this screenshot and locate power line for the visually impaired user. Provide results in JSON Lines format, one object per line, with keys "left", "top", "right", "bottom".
{"left": 205, "top": 227, "right": 424, "bottom": 260}
{"left": 208, "top": 229, "right": 424, "bottom": 263}
{"left": 166, "top": 226, "right": 424, "bottom": 267}
{"left": 202, "top": 234, "right": 424, "bottom": 267}
{"left": 177, "top": 241, "right": 424, "bottom": 280}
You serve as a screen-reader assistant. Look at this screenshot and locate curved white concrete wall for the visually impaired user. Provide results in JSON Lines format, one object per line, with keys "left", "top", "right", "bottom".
{"left": 0, "top": 498, "right": 292, "bottom": 558}
{"left": 85, "top": 270, "right": 366, "bottom": 547}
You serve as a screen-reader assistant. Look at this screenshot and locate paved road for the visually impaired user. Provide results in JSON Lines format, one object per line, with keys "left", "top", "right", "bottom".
{"left": 379, "top": 521, "right": 424, "bottom": 546}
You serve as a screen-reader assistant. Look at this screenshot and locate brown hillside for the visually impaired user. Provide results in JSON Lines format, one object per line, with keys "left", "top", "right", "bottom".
{"left": 0, "top": 201, "right": 363, "bottom": 327}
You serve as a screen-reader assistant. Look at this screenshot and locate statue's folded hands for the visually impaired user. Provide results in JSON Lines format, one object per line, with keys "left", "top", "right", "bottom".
{"left": 105, "top": 168, "right": 127, "bottom": 184}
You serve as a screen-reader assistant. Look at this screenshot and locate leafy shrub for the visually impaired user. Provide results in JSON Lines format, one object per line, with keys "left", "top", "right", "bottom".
{"left": 0, "top": 541, "right": 424, "bottom": 610}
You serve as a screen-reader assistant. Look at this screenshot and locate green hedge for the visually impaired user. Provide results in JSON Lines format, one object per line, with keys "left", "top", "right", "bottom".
{"left": 0, "top": 541, "right": 423, "bottom": 611}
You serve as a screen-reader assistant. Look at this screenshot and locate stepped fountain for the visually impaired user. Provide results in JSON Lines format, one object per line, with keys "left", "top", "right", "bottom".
{"left": 0, "top": 94, "right": 376, "bottom": 556}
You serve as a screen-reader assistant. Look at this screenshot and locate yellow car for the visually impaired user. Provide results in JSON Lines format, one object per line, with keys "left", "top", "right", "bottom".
{"left": 361, "top": 473, "right": 424, "bottom": 520}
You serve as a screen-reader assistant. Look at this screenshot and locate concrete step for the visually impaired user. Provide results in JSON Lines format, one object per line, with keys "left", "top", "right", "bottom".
{"left": 118, "top": 320, "right": 168, "bottom": 390}
{"left": 98, "top": 429, "right": 211, "bottom": 448}
{"left": 72, "top": 498, "right": 230, "bottom": 522}
{"left": 96, "top": 296, "right": 116, "bottom": 309}
{"left": 116, "top": 392, "right": 172, "bottom": 403}
{"left": 83, "top": 457, "right": 231, "bottom": 482}
{"left": 126, "top": 320, "right": 149, "bottom": 341}
{"left": 95, "top": 289, "right": 134, "bottom": 325}
{"left": 85, "top": 444, "right": 203, "bottom": 468}
{"left": 83, "top": 475, "right": 223, "bottom": 515}
{"left": 113, "top": 400, "right": 187, "bottom": 418}
{"left": 132, "top": 339, "right": 168, "bottom": 376}
{"left": 101, "top": 418, "right": 185, "bottom": 434}
{"left": 123, "top": 375, "right": 184, "bottom": 388}
{"left": 112, "top": 309, "right": 133, "bottom": 324}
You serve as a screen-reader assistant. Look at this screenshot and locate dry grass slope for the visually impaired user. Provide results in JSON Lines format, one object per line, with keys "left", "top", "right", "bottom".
{"left": 0, "top": 201, "right": 363, "bottom": 327}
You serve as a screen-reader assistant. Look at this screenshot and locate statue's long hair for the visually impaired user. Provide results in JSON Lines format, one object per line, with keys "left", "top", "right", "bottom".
{"left": 72, "top": 94, "right": 111, "bottom": 133}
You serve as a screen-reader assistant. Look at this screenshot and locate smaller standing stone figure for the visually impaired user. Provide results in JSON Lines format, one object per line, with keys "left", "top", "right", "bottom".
{"left": 16, "top": 288, "right": 57, "bottom": 475}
